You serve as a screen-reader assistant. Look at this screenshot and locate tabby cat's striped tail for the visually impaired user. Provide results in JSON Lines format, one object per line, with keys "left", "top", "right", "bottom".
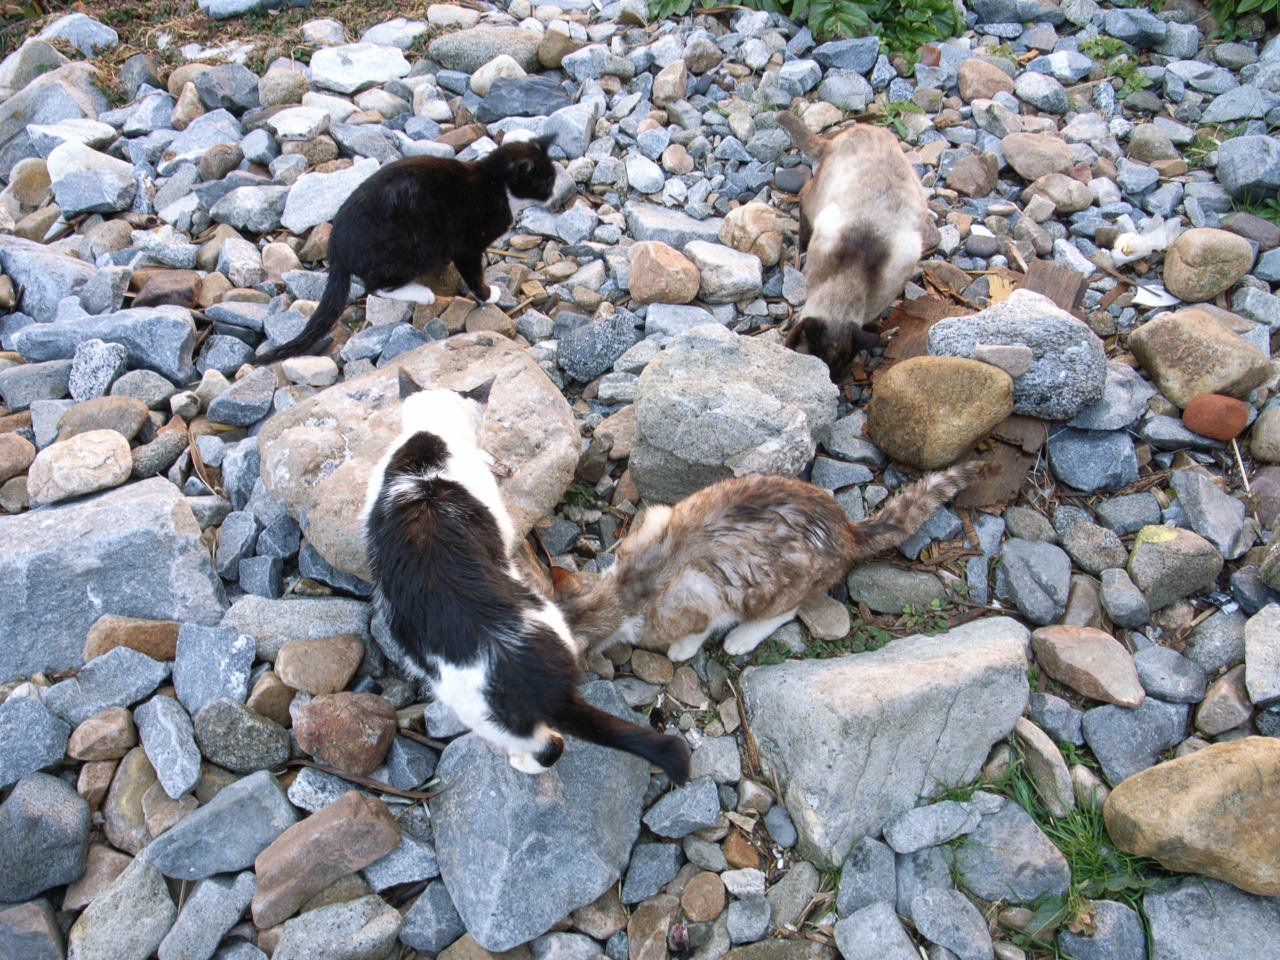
{"left": 844, "top": 461, "right": 996, "bottom": 559}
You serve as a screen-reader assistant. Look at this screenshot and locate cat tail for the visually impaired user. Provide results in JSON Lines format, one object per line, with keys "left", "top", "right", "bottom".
{"left": 844, "top": 461, "right": 997, "bottom": 559}
{"left": 776, "top": 110, "right": 827, "bottom": 161}
{"left": 554, "top": 694, "right": 691, "bottom": 783}
{"left": 254, "top": 264, "right": 352, "bottom": 364}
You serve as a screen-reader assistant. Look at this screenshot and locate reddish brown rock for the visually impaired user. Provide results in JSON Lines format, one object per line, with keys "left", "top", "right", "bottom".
{"left": 1030, "top": 625, "right": 1145, "bottom": 707}
{"left": 251, "top": 790, "right": 401, "bottom": 928}
{"left": 0, "top": 432, "right": 35, "bottom": 483}
{"left": 947, "top": 152, "right": 999, "bottom": 197}
{"left": 273, "top": 634, "right": 364, "bottom": 695}
{"left": 1195, "top": 664, "right": 1252, "bottom": 736}
{"left": 77, "top": 759, "right": 117, "bottom": 810}
{"left": 627, "top": 893, "right": 679, "bottom": 960}
{"left": 681, "top": 871, "right": 726, "bottom": 922}
{"left": 134, "top": 270, "right": 202, "bottom": 308}
{"left": 572, "top": 887, "right": 627, "bottom": 939}
{"left": 56, "top": 395, "right": 151, "bottom": 441}
{"left": 83, "top": 614, "right": 180, "bottom": 661}
{"left": 628, "top": 241, "right": 700, "bottom": 305}
{"left": 1104, "top": 737, "right": 1280, "bottom": 896}
{"left": 1182, "top": 393, "right": 1250, "bottom": 441}
{"left": 68, "top": 706, "right": 138, "bottom": 760}
{"left": 957, "top": 58, "right": 1015, "bottom": 102}
{"left": 722, "top": 829, "right": 760, "bottom": 869}
{"left": 1251, "top": 465, "right": 1280, "bottom": 528}
{"left": 246, "top": 670, "right": 295, "bottom": 727}
{"left": 292, "top": 692, "right": 397, "bottom": 776}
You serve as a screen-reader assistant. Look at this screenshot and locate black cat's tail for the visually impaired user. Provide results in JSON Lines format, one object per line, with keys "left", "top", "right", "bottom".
{"left": 554, "top": 694, "right": 691, "bottom": 783}
{"left": 255, "top": 264, "right": 352, "bottom": 364}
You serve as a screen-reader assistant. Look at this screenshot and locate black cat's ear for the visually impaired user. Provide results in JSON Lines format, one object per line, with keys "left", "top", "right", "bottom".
{"left": 534, "top": 132, "right": 557, "bottom": 153}
{"left": 399, "top": 369, "right": 426, "bottom": 400}
{"left": 462, "top": 375, "right": 498, "bottom": 407}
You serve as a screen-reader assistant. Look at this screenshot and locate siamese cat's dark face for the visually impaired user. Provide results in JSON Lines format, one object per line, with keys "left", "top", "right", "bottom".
{"left": 499, "top": 134, "right": 557, "bottom": 200}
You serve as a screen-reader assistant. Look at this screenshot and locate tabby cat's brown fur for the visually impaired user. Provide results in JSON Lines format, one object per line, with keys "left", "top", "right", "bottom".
{"left": 554, "top": 462, "right": 991, "bottom": 662}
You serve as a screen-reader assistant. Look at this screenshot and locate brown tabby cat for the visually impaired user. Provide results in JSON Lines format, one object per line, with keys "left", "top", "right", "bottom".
{"left": 554, "top": 462, "right": 990, "bottom": 662}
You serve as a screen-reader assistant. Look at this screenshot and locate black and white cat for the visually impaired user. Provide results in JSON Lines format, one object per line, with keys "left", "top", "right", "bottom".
{"left": 364, "top": 370, "right": 691, "bottom": 781}
{"left": 257, "top": 133, "right": 559, "bottom": 364}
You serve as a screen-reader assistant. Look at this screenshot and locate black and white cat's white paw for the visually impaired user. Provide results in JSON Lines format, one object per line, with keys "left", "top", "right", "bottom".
{"left": 377, "top": 282, "right": 436, "bottom": 305}
{"left": 508, "top": 751, "right": 550, "bottom": 774}
{"left": 483, "top": 284, "right": 504, "bottom": 305}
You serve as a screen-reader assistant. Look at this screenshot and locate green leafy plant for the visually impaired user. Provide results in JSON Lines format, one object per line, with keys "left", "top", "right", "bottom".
{"left": 1234, "top": 190, "right": 1280, "bottom": 227}
{"left": 872, "top": 98, "right": 925, "bottom": 139}
{"left": 899, "top": 596, "right": 951, "bottom": 634}
{"left": 1210, "top": 0, "right": 1280, "bottom": 39}
{"left": 648, "top": 0, "right": 962, "bottom": 54}
{"left": 564, "top": 479, "right": 601, "bottom": 510}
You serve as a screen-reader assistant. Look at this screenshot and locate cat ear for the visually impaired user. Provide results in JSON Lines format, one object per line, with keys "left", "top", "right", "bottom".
{"left": 398, "top": 369, "right": 427, "bottom": 400}
{"left": 462, "top": 375, "right": 498, "bottom": 407}
{"left": 549, "top": 565, "right": 583, "bottom": 597}
{"left": 533, "top": 133, "right": 557, "bottom": 153}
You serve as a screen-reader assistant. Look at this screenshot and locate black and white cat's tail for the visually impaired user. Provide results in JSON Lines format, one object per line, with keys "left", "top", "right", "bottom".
{"left": 255, "top": 264, "right": 353, "bottom": 364}
{"left": 845, "top": 460, "right": 996, "bottom": 559}
{"left": 554, "top": 694, "right": 691, "bottom": 783}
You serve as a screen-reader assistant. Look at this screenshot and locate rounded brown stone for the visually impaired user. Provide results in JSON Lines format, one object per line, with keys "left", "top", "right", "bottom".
{"left": 292, "top": 692, "right": 397, "bottom": 776}
{"left": 246, "top": 670, "right": 296, "bottom": 727}
{"left": 630, "top": 648, "right": 674, "bottom": 686}
{"left": 83, "top": 614, "right": 180, "bottom": 662}
{"left": 1030, "top": 625, "right": 1144, "bottom": 707}
{"left": 134, "top": 270, "right": 202, "bottom": 309}
{"left": 722, "top": 828, "right": 760, "bottom": 869}
{"left": 957, "top": 58, "right": 1015, "bottom": 102}
{"left": 274, "top": 634, "right": 364, "bottom": 695}
{"left": 866, "top": 355, "right": 1014, "bottom": 469}
{"left": 718, "top": 202, "right": 782, "bottom": 267}
{"left": 0, "top": 431, "right": 35, "bottom": 483}
{"left": 680, "top": 871, "right": 726, "bottom": 923}
{"left": 1162, "top": 228, "right": 1255, "bottom": 303}
{"left": 627, "top": 241, "right": 701, "bottom": 305}
{"left": 68, "top": 706, "right": 138, "bottom": 761}
{"left": 57, "top": 396, "right": 151, "bottom": 442}
{"left": 1104, "top": 737, "right": 1280, "bottom": 896}
{"left": 1182, "top": 393, "right": 1250, "bottom": 441}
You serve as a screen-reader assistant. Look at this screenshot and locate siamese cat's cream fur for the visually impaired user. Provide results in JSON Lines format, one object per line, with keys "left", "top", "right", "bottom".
{"left": 777, "top": 111, "right": 929, "bottom": 379}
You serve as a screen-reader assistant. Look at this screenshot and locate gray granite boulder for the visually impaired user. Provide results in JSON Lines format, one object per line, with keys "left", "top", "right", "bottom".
{"left": 1144, "top": 876, "right": 1280, "bottom": 959}
{"left": 631, "top": 323, "right": 838, "bottom": 503}
{"left": 157, "top": 871, "right": 255, "bottom": 960}
{"left": 43, "top": 646, "right": 171, "bottom": 726}
{"left": 0, "top": 235, "right": 96, "bottom": 322}
{"left": 0, "top": 477, "right": 226, "bottom": 681}
{"left": 1082, "top": 697, "right": 1190, "bottom": 785}
{"left": 741, "top": 618, "right": 1029, "bottom": 865}
{"left": 0, "top": 697, "right": 70, "bottom": 788}
{"left": 951, "top": 797, "right": 1070, "bottom": 904}
{"left": 143, "top": 770, "right": 297, "bottom": 880}
{"left": 258, "top": 332, "right": 577, "bottom": 579}
{"left": 0, "top": 773, "right": 90, "bottom": 901}
{"left": 927, "top": 289, "right": 1107, "bottom": 420}
{"left": 430, "top": 681, "right": 652, "bottom": 951}
{"left": 65, "top": 854, "right": 175, "bottom": 960}
{"left": 134, "top": 695, "right": 202, "bottom": 801}
{"left": 12, "top": 305, "right": 199, "bottom": 382}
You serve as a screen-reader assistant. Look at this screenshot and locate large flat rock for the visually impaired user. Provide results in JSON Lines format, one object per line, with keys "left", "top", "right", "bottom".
{"left": 0, "top": 477, "right": 227, "bottom": 681}
{"left": 741, "top": 618, "right": 1030, "bottom": 865}
{"left": 258, "top": 333, "right": 577, "bottom": 580}
{"left": 429, "top": 681, "right": 651, "bottom": 952}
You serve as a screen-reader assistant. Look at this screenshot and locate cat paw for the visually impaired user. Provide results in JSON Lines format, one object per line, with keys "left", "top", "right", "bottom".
{"left": 667, "top": 636, "right": 704, "bottom": 662}
{"left": 508, "top": 751, "right": 548, "bottom": 775}
{"left": 722, "top": 633, "right": 763, "bottom": 656}
{"left": 483, "top": 285, "right": 503, "bottom": 305}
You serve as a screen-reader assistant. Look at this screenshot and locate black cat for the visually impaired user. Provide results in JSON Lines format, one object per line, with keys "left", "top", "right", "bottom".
{"left": 257, "top": 134, "right": 558, "bottom": 364}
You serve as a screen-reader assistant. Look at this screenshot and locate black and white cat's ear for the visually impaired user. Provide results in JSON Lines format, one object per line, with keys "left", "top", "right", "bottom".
{"left": 462, "top": 375, "right": 498, "bottom": 407}
{"left": 533, "top": 133, "right": 557, "bottom": 153}
{"left": 399, "top": 369, "right": 427, "bottom": 399}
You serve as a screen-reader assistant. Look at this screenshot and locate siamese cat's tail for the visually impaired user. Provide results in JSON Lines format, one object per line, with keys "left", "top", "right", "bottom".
{"left": 776, "top": 110, "right": 826, "bottom": 160}
{"left": 844, "top": 461, "right": 996, "bottom": 559}
{"left": 255, "top": 264, "right": 352, "bottom": 364}
{"left": 555, "top": 694, "right": 691, "bottom": 783}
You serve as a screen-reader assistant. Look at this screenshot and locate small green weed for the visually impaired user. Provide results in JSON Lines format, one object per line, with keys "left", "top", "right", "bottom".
{"left": 564, "top": 479, "right": 600, "bottom": 510}
{"left": 1210, "top": 0, "right": 1280, "bottom": 40}
{"left": 1234, "top": 191, "right": 1280, "bottom": 227}
{"left": 871, "top": 98, "right": 925, "bottom": 139}
{"left": 1078, "top": 35, "right": 1128, "bottom": 60}
{"left": 749, "top": 639, "right": 790, "bottom": 665}
{"left": 1001, "top": 750, "right": 1170, "bottom": 948}
{"left": 899, "top": 596, "right": 951, "bottom": 634}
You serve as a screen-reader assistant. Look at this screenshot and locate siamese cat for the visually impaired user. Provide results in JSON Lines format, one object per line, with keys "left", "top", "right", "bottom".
{"left": 364, "top": 371, "right": 690, "bottom": 782}
{"left": 258, "top": 133, "right": 558, "bottom": 364}
{"left": 776, "top": 111, "right": 929, "bottom": 380}
{"left": 554, "top": 462, "right": 991, "bottom": 662}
